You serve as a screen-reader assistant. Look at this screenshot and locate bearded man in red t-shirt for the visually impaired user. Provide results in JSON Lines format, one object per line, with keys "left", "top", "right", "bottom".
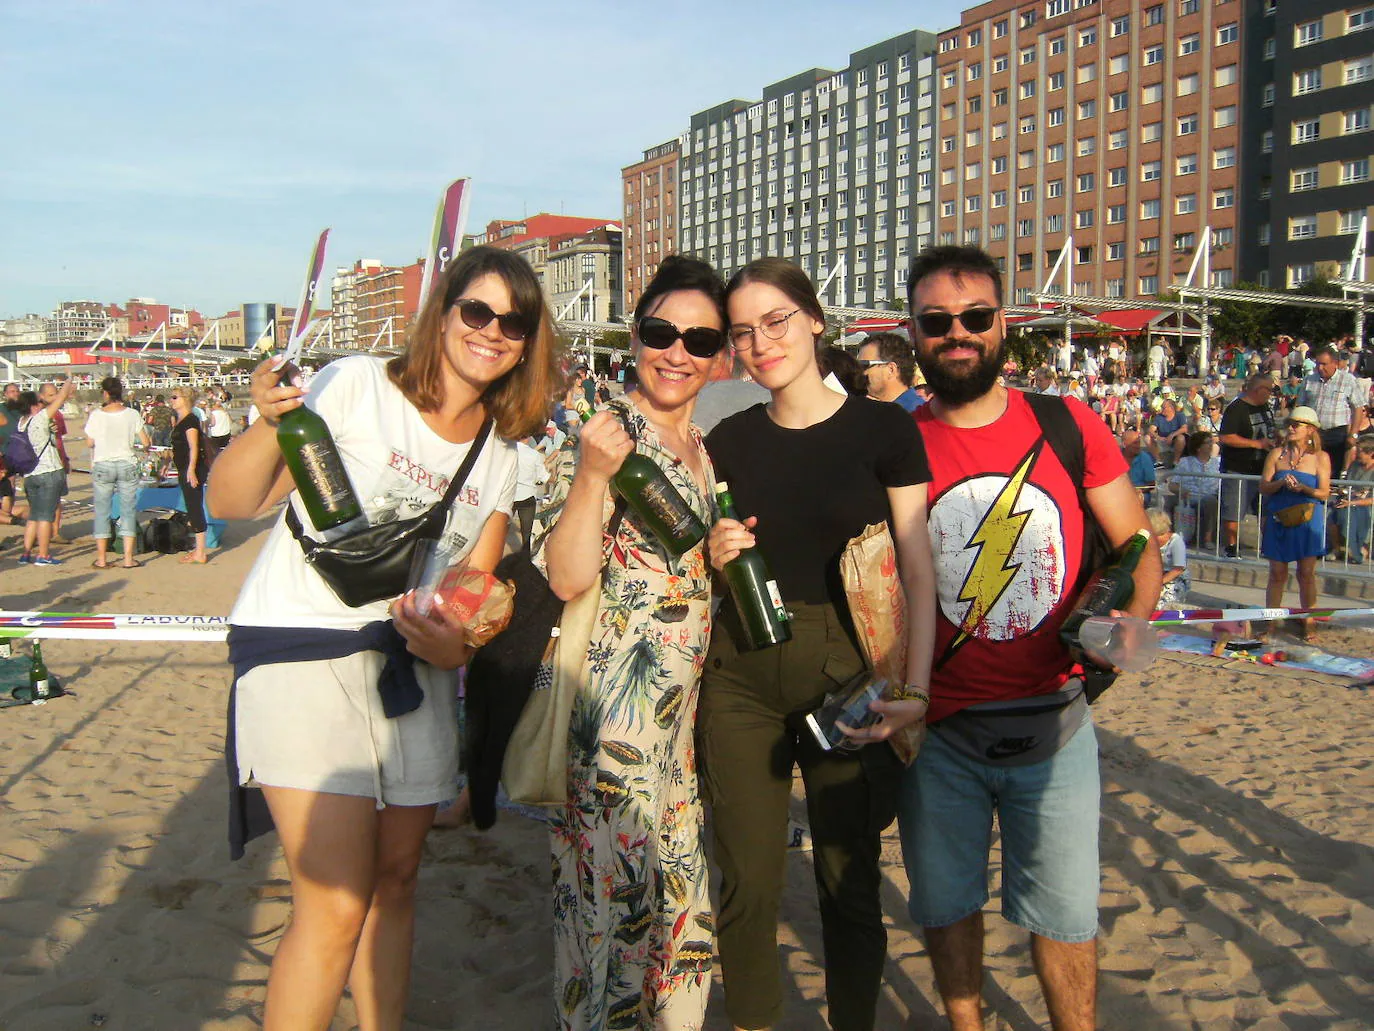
{"left": 897, "top": 246, "right": 1161, "bottom": 1031}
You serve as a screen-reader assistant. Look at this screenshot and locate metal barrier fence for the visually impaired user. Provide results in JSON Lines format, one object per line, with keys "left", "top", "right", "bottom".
{"left": 1151, "top": 467, "right": 1373, "bottom": 573}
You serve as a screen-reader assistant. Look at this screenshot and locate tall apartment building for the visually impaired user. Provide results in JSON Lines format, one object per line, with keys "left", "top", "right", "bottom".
{"left": 546, "top": 226, "right": 624, "bottom": 322}
{"left": 622, "top": 139, "right": 681, "bottom": 313}
{"left": 676, "top": 30, "right": 939, "bottom": 309}
{"left": 47, "top": 301, "right": 109, "bottom": 345}
{"left": 1241, "top": 1, "right": 1374, "bottom": 288}
{"left": 936, "top": 0, "right": 1243, "bottom": 305}
{"left": 331, "top": 259, "right": 382, "bottom": 350}
{"left": 355, "top": 260, "right": 424, "bottom": 350}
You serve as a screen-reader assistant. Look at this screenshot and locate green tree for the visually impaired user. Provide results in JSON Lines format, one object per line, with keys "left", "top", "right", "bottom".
{"left": 1273, "top": 276, "right": 1354, "bottom": 343}
{"left": 1209, "top": 282, "right": 1275, "bottom": 347}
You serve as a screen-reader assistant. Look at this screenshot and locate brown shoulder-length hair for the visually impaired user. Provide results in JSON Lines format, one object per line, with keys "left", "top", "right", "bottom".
{"left": 388, "top": 245, "right": 563, "bottom": 440}
{"left": 724, "top": 257, "right": 826, "bottom": 344}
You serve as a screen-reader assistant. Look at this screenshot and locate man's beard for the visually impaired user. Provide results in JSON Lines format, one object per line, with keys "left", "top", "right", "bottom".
{"left": 914, "top": 337, "right": 1006, "bottom": 405}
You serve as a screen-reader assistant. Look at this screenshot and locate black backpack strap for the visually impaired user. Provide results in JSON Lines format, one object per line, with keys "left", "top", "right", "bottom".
{"left": 285, "top": 416, "right": 493, "bottom": 549}
{"left": 1023, "top": 391, "right": 1084, "bottom": 489}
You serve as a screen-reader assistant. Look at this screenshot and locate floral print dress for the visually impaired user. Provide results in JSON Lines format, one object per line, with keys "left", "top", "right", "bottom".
{"left": 533, "top": 400, "right": 716, "bottom": 1031}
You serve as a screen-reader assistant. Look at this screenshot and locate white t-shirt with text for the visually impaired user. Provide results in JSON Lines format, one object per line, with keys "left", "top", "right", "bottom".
{"left": 230, "top": 356, "right": 518, "bottom": 631}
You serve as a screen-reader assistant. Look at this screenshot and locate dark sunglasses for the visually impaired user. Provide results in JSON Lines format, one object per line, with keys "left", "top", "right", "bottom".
{"left": 455, "top": 298, "right": 530, "bottom": 342}
{"left": 637, "top": 316, "right": 726, "bottom": 358}
{"left": 915, "top": 306, "right": 1000, "bottom": 337}
{"left": 857, "top": 358, "right": 891, "bottom": 369}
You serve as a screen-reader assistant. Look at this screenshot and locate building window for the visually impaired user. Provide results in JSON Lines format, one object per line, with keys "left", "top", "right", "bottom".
{"left": 1048, "top": 34, "right": 1064, "bottom": 54}
{"left": 1262, "top": 83, "right": 1275, "bottom": 106}
{"left": 1110, "top": 91, "right": 1128, "bottom": 111}
{"left": 966, "top": 161, "right": 982, "bottom": 179}
{"left": 1107, "top": 204, "right": 1126, "bottom": 223}
{"left": 1288, "top": 264, "right": 1314, "bottom": 288}
{"left": 994, "top": 18, "right": 1008, "bottom": 37}
{"left": 1020, "top": 79, "right": 1036, "bottom": 98}
{"left": 1259, "top": 224, "right": 1271, "bottom": 246}
{"left": 1046, "top": 214, "right": 1064, "bottom": 232}
{"left": 1212, "top": 269, "right": 1234, "bottom": 289}
{"left": 1344, "top": 108, "right": 1372, "bottom": 133}
{"left": 1141, "top": 236, "right": 1160, "bottom": 253}
{"left": 966, "top": 195, "right": 981, "bottom": 212}
{"left": 992, "top": 155, "right": 1008, "bottom": 173}
{"left": 1018, "top": 218, "right": 1034, "bottom": 237}
{"left": 1144, "top": 5, "right": 1164, "bottom": 26}
{"left": 1048, "top": 108, "right": 1065, "bottom": 127}
{"left": 1077, "top": 63, "right": 1097, "bottom": 83}
{"left": 1342, "top": 158, "right": 1371, "bottom": 183}
{"left": 1144, "top": 45, "right": 1163, "bottom": 65}
{"left": 1264, "top": 37, "right": 1275, "bottom": 59}
{"left": 1079, "top": 26, "right": 1097, "bottom": 46}
{"left": 1109, "top": 55, "right": 1129, "bottom": 75}
{"left": 1109, "top": 129, "right": 1128, "bottom": 150}
{"left": 1179, "top": 33, "right": 1200, "bottom": 55}
{"left": 1141, "top": 122, "right": 1162, "bottom": 143}
{"left": 1021, "top": 115, "right": 1038, "bottom": 134}
{"left": 1109, "top": 167, "right": 1127, "bottom": 187}
{"left": 1177, "top": 154, "right": 1198, "bottom": 175}
{"left": 1077, "top": 137, "right": 1096, "bottom": 156}
{"left": 994, "top": 54, "right": 1009, "bottom": 72}
{"left": 1177, "top": 73, "right": 1199, "bottom": 96}
{"left": 1047, "top": 143, "right": 1065, "bottom": 162}
{"left": 1048, "top": 0, "right": 1071, "bottom": 16}
{"left": 1139, "top": 275, "right": 1159, "bottom": 295}
{"left": 1213, "top": 146, "right": 1236, "bottom": 168}
{"left": 1295, "top": 20, "right": 1323, "bottom": 46}
{"left": 1261, "top": 130, "right": 1274, "bottom": 152}
{"left": 964, "top": 227, "right": 981, "bottom": 244}
{"left": 1289, "top": 216, "right": 1317, "bottom": 240}
{"left": 967, "top": 61, "right": 983, "bottom": 80}
{"left": 1078, "top": 99, "right": 1096, "bottom": 119}
{"left": 1141, "top": 199, "right": 1161, "bottom": 219}
{"left": 1178, "top": 114, "right": 1199, "bottom": 135}
{"left": 1180, "top": 0, "right": 1199, "bottom": 13}
{"left": 941, "top": 201, "right": 955, "bottom": 217}
{"left": 1347, "top": 56, "right": 1374, "bottom": 84}
{"left": 994, "top": 88, "right": 1009, "bottom": 105}
{"left": 1019, "top": 149, "right": 1035, "bottom": 168}
{"left": 1048, "top": 179, "right": 1064, "bottom": 198}
{"left": 1295, "top": 68, "right": 1322, "bottom": 94}
{"left": 1176, "top": 194, "right": 1197, "bottom": 214}
{"left": 1293, "top": 119, "right": 1320, "bottom": 144}
{"left": 1049, "top": 71, "right": 1066, "bottom": 91}
{"left": 1111, "top": 15, "right": 1130, "bottom": 36}
{"left": 1141, "top": 160, "right": 1162, "bottom": 182}
{"left": 966, "top": 128, "right": 982, "bottom": 146}
{"left": 1021, "top": 46, "right": 1037, "bottom": 64}
{"left": 991, "top": 223, "right": 1007, "bottom": 240}
{"left": 1076, "top": 210, "right": 1094, "bottom": 228}
{"left": 1216, "top": 23, "right": 1237, "bottom": 44}
{"left": 1076, "top": 244, "right": 1095, "bottom": 263}
{"left": 1351, "top": 7, "right": 1374, "bottom": 32}
{"left": 1142, "top": 83, "right": 1163, "bottom": 105}
{"left": 1213, "top": 188, "right": 1234, "bottom": 209}
{"left": 1106, "top": 278, "right": 1125, "bottom": 297}
{"left": 993, "top": 189, "right": 1007, "bottom": 207}
{"left": 1019, "top": 185, "right": 1035, "bottom": 202}
{"left": 1077, "top": 172, "right": 1095, "bottom": 191}
{"left": 1214, "top": 64, "right": 1238, "bottom": 87}
{"left": 1340, "top": 210, "right": 1366, "bottom": 234}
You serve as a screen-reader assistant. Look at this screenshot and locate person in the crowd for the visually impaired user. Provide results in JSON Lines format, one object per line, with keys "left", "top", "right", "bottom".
{"left": 37, "top": 380, "right": 72, "bottom": 543}
{"left": 701, "top": 257, "right": 935, "bottom": 1031}
{"left": 206, "top": 394, "right": 234, "bottom": 454}
{"left": 1334, "top": 437, "right": 1374, "bottom": 564}
{"left": 15, "top": 379, "right": 75, "bottom": 565}
{"left": 0, "top": 382, "right": 21, "bottom": 448}
{"left": 206, "top": 245, "right": 556, "bottom": 1031}
{"left": 818, "top": 344, "right": 869, "bottom": 396}
{"left": 511, "top": 438, "right": 545, "bottom": 549}
{"left": 1032, "top": 366, "right": 1061, "bottom": 396}
{"left": 1150, "top": 397, "right": 1189, "bottom": 466}
{"left": 1259, "top": 406, "right": 1331, "bottom": 638}
{"left": 896, "top": 245, "right": 1160, "bottom": 1031}
{"left": 85, "top": 376, "right": 149, "bottom": 569}
{"left": 1149, "top": 508, "right": 1190, "bottom": 608}
{"left": 1218, "top": 374, "right": 1279, "bottom": 559}
{"left": 536, "top": 418, "right": 567, "bottom": 458}
{"left": 537, "top": 255, "right": 727, "bottom": 1031}
{"left": 1171, "top": 431, "right": 1221, "bottom": 548}
{"left": 856, "top": 331, "right": 922, "bottom": 411}
{"left": 168, "top": 387, "right": 210, "bottom": 564}
{"left": 1122, "top": 429, "right": 1156, "bottom": 505}
{"left": 0, "top": 455, "right": 25, "bottom": 526}
{"left": 147, "top": 394, "right": 175, "bottom": 447}
{"left": 1301, "top": 345, "right": 1367, "bottom": 475}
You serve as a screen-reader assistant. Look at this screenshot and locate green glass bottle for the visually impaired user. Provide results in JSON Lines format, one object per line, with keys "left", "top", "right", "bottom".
{"left": 715, "top": 481, "right": 791, "bottom": 650}
{"left": 1059, "top": 529, "right": 1152, "bottom": 661}
{"left": 30, "top": 641, "right": 49, "bottom": 700}
{"left": 583, "top": 409, "right": 707, "bottom": 556}
{"left": 276, "top": 365, "right": 363, "bottom": 532}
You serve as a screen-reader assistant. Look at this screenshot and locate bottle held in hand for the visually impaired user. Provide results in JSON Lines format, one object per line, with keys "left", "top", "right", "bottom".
{"left": 714, "top": 481, "right": 791, "bottom": 649}
{"left": 1059, "top": 528, "right": 1152, "bottom": 666}
{"left": 275, "top": 363, "right": 363, "bottom": 532}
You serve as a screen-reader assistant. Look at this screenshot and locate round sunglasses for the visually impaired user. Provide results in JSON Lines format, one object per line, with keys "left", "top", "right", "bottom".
{"left": 914, "top": 306, "right": 1000, "bottom": 338}
{"left": 454, "top": 297, "right": 531, "bottom": 342}
{"left": 637, "top": 316, "right": 726, "bottom": 358}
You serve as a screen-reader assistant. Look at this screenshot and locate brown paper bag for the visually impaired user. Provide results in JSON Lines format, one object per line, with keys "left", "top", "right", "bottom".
{"left": 839, "top": 522, "right": 925, "bottom": 765}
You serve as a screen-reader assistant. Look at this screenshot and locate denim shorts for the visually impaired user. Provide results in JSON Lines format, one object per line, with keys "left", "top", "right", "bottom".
{"left": 1220, "top": 475, "right": 1259, "bottom": 523}
{"left": 898, "top": 711, "right": 1100, "bottom": 942}
{"left": 23, "top": 470, "right": 66, "bottom": 523}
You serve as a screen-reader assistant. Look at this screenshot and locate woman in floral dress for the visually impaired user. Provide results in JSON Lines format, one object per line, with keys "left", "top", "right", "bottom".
{"left": 535, "top": 256, "right": 728, "bottom": 1031}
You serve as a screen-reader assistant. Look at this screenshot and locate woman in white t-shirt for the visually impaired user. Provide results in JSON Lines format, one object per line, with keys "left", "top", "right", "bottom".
{"left": 84, "top": 376, "right": 149, "bottom": 568}
{"left": 207, "top": 246, "right": 562, "bottom": 1029}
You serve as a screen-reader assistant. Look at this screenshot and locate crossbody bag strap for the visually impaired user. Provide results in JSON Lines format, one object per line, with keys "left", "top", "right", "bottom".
{"left": 286, "top": 416, "right": 494, "bottom": 550}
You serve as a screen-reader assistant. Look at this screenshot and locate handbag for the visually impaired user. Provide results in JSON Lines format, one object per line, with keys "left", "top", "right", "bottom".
{"left": 285, "top": 418, "right": 492, "bottom": 608}
{"left": 1275, "top": 501, "right": 1315, "bottom": 528}
{"left": 493, "top": 499, "right": 628, "bottom": 811}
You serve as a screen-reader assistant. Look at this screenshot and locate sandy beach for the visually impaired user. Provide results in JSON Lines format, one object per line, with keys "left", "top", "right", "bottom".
{"left": 2, "top": 443, "right": 1372, "bottom": 1030}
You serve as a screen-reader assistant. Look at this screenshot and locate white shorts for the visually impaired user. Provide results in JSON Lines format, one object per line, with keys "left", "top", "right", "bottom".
{"left": 234, "top": 651, "right": 459, "bottom": 807}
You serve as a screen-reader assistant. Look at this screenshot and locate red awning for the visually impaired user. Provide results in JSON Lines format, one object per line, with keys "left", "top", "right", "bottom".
{"left": 846, "top": 316, "right": 908, "bottom": 332}
{"left": 1090, "top": 308, "right": 1163, "bottom": 333}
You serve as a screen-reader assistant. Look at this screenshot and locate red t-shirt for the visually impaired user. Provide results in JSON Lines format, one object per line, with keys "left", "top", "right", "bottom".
{"left": 914, "top": 390, "right": 1128, "bottom": 722}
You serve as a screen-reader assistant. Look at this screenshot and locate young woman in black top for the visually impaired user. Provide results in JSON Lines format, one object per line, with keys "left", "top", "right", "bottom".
{"left": 701, "top": 258, "right": 936, "bottom": 1031}
{"left": 169, "top": 386, "right": 209, "bottom": 563}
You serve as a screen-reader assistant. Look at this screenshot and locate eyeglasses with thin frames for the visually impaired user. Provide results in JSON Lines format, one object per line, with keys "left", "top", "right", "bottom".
{"left": 729, "top": 308, "right": 802, "bottom": 350}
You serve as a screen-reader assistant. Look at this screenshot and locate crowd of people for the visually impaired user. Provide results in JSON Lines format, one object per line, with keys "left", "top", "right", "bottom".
{"left": 3, "top": 241, "right": 1370, "bottom": 1031}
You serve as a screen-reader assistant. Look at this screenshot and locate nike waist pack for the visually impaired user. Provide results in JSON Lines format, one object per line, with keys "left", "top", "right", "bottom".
{"left": 931, "top": 681, "right": 1088, "bottom": 767}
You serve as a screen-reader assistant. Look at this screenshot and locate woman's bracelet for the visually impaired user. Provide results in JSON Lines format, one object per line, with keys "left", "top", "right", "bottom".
{"left": 893, "top": 683, "right": 930, "bottom": 706}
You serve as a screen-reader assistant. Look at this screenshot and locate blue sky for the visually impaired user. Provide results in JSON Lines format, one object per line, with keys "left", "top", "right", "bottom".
{"left": 0, "top": 0, "right": 952, "bottom": 320}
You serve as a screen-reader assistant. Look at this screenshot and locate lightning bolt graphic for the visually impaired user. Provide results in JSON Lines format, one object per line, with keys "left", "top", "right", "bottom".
{"left": 942, "top": 448, "right": 1040, "bottom": 664}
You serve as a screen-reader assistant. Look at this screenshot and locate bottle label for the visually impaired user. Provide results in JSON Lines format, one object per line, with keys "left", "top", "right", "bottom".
{"left": 33, "top": 678, "right": 49, "bottom": 699}
{"left": 639, "top": 479, "right": 699, "bottom": 539}
{"left": 765, "top": 580, "right": 788, "bottom": 622}
{"left": 297, "top": 441, "right": 354, "bottom": 512}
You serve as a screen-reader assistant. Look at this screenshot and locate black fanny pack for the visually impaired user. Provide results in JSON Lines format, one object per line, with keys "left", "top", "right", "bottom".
{"left": 931, "top": 680, "right": 1088, "bottom": 767}
{"left": 285, "top": 418, "right": 491, "bottom": 608}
